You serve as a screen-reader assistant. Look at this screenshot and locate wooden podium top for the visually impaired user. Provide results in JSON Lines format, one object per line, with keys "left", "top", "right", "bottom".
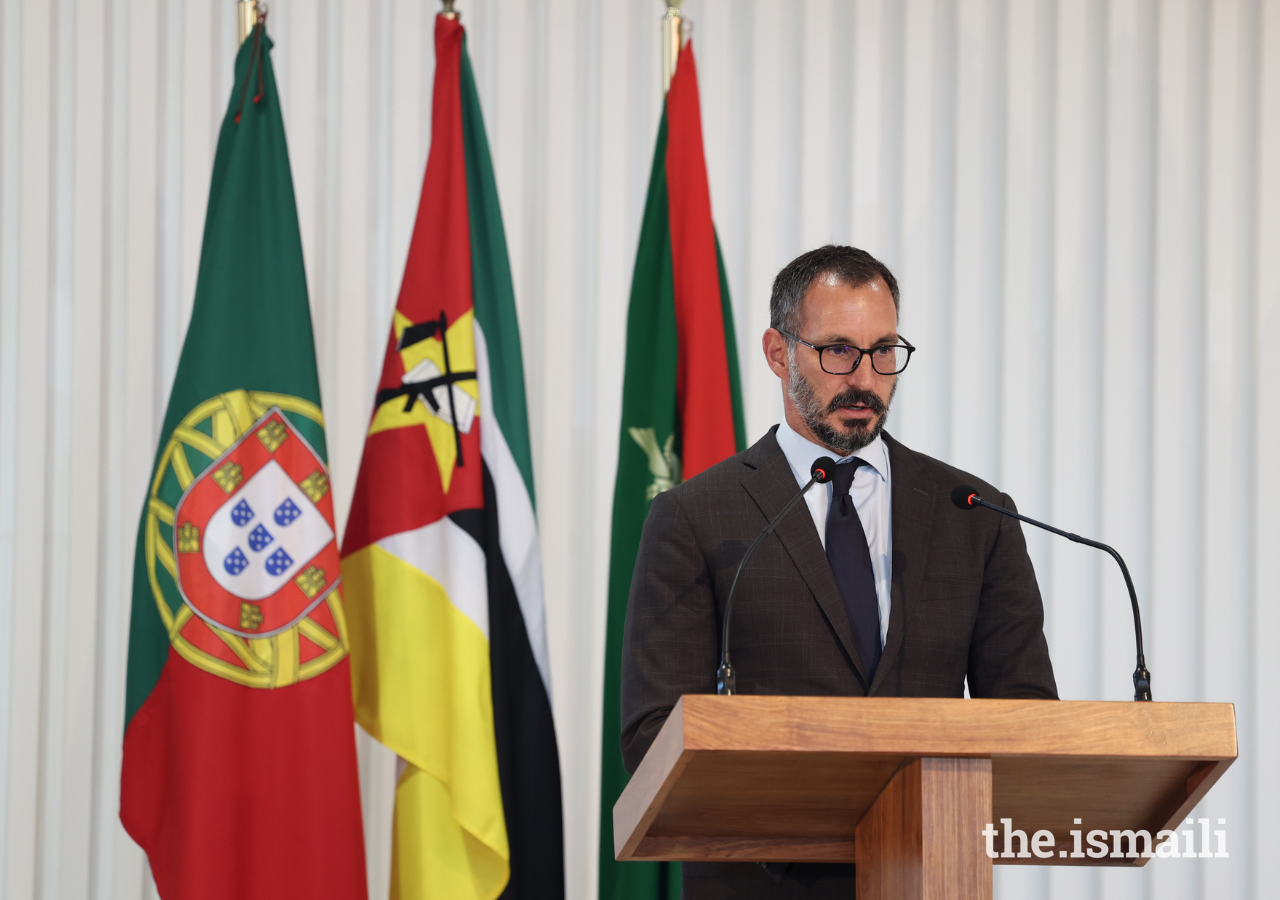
{"left": 614, "top": 695, "right": 1236, "bottom": 865}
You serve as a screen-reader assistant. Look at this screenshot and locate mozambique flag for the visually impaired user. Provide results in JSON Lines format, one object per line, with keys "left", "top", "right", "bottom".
{"left": 341, "top": 14, "right": 563, "bottom": 900}
{"left": 120, "top": 20, "right": 367, "bottom": 899}
{"left": 598, "top": 41, "right": 746, "bottom": 900}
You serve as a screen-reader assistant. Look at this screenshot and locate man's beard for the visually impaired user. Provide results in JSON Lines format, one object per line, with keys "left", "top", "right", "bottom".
{"left": 788, "top": 358, "right": 896, "bottom": 454}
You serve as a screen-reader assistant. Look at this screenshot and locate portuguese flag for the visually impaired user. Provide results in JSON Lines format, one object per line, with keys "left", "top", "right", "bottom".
{"left": 120, "top": 20, "right": 367, "bottom": 900}
{"left": 598, "top": 41, "right": 745, "bottom": 900}
{"left": 341, "top": 14, "right": 563, "bottom": 900}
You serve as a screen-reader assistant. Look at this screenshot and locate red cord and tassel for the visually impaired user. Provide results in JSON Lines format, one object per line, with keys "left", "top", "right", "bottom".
{"left": 233, "top": 12, "right": 268, "bottom": 124}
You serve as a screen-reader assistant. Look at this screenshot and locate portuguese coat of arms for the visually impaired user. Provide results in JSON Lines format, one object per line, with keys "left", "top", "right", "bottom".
{"left": 173, "top": 408, "right": 340, "bottom": 638}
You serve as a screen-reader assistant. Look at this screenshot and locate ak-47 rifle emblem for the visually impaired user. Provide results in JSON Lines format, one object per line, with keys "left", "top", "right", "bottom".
{"left": 375, "top": 310, "right": 478, "bottom": 467}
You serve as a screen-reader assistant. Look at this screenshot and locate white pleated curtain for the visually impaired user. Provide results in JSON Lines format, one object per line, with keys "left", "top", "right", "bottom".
{"left": 0, "top": 1, "right": 1275, "bottom": 898}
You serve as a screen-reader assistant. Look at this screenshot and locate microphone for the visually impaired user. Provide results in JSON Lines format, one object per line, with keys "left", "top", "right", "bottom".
{"left": 717, "top": 457, "right": 837, "bottom": 695}
{"left": 950, "top": 485, "right": 1152, "bottom": 701}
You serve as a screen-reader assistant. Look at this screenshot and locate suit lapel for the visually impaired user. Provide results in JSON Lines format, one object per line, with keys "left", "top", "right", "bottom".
{"left": 869, "top": 433, "right": 934, "bottom": 694}
{"left": 740, "top": 430, "right": 870, "bottom": 685}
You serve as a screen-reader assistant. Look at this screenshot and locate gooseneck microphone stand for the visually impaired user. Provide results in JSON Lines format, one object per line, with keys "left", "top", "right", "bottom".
{"left": 951, "top": 486, "right": 1152, "bottom": 701}
{"left": 717, "top": 457, "right": 836, "bottom": 695}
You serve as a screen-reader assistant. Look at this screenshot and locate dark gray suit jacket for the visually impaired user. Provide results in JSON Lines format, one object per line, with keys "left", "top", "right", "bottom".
{"left": 620, "top": 427, "right": 1057, "bottom": 899}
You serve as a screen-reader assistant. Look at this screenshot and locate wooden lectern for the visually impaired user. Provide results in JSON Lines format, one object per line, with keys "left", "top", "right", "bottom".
{"left": 614, "top": 696, "right": 1236, "bottom": 899}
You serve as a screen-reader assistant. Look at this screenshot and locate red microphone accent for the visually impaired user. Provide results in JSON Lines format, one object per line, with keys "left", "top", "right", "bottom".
{"left": 810, "top": 456, "right": 837, "bottom": 484}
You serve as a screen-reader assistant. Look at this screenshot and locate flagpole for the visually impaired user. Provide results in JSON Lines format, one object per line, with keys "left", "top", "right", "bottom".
{"left": 237, "top": 0, "right": 260, "bottom": 45}
{"left": 662, "top": 3, "right": 684, "bottom": 93}
{"left": 440, "top": 0, "right": 459, "bottom": 20}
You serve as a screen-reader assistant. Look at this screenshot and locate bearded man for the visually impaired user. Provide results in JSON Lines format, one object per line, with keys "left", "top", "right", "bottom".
{"left": 619, "top": 245, "right": 1057, "bottom": 899}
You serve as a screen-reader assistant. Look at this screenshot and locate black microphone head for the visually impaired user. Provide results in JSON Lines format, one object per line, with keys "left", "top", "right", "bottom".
{"left": 811, "top": 457, "right": 838, "bottom": 484}
{"left": 951, "top": 485, "right": 980, "bottom": 510}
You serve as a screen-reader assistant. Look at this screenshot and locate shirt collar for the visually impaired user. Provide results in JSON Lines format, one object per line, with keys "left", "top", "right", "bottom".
{"left": 775, "top": 416, "right": 889, "bottom": 484}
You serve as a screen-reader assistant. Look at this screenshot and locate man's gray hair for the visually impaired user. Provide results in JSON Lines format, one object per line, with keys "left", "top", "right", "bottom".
{"left": 769, "top": 245, "right": 900, "bottom": 338}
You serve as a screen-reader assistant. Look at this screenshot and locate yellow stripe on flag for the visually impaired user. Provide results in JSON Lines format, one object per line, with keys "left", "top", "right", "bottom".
{"left": 343, "top": 542, "right": 509, "bottom": 900}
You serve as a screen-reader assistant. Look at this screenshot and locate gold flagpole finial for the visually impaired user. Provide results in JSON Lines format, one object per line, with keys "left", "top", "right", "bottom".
{"left": 441, "top": 0, "right": 459, "bottom": 21}
{"left": 237, "top": 0, "right": 260, "bottom": 45}
{"left": 662, "top": 4, "right": 684, "bottom": 94}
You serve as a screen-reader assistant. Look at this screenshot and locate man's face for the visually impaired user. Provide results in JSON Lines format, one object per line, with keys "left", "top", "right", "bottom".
{"left": 762, "top": 274, "right": 900, "bottom": 455}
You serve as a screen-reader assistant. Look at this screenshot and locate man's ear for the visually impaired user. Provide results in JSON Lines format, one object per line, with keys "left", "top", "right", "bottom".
{"left": 762, "top": 328, "right": 789, "bottom": 379}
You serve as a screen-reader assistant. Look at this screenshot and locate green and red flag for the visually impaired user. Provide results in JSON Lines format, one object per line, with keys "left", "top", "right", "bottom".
{"left": 341, "top": 14, "right": 563, "bottom": 900}
{"left": 121, "top": 19, "right": 366, "bottom": 900}
{"left": 598, "top": 41, "right": 746, "bottom": 900}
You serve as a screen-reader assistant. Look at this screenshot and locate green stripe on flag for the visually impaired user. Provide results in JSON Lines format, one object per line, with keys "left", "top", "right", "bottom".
{"left": 598, "top": 109, "right": 683, "bottom": 900}
{"left": 459, "top": 34, "right": 536, "bottom": 507}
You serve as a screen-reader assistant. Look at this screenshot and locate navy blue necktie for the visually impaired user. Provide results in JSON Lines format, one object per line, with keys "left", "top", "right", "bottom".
{"left": 825, "top": 459, "right": 882, "bottom": 684}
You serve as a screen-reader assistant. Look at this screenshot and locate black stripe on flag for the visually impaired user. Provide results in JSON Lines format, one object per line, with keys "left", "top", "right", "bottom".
{"left": 450, "top": 464, "right": 564, "bottom": 899}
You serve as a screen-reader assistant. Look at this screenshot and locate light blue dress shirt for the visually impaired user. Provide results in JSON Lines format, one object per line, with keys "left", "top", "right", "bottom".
{"left": 774, "top": 418, "right": 893, "bottom": 646}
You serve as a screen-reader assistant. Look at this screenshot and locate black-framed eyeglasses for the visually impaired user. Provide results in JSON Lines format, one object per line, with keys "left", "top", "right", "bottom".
{"left": 779, "top": 330, "right": 916, "bottom": 376}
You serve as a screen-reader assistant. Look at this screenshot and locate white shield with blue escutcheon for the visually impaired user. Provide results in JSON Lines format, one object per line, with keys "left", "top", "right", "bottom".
{"left": 201, "top": 459, "right": 335, "bottom": 601}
